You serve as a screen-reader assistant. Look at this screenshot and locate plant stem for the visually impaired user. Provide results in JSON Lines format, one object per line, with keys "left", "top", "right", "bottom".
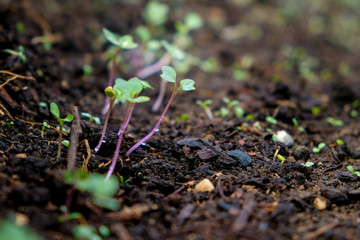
{"left": 102, "top": 49, "right": 120, "bottom": 115}
{"left": 126, "top": 91, "right": 177, "bottom": 156}
{"left": 205, "top": 107, "right": 214, "bottom": 120}
{"left": 136, "top": 53, "right": 171, "bottom": 79}
{"left": 56, "top": 124, "right": 63, "bottom": 161}
{"left": 105, "top": 102, "right": 135, "bottom": 181}
{"left": 95, "top": 99, "right": 114, "bottom": 152}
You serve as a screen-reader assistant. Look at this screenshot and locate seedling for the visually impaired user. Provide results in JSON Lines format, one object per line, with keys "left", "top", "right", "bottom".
{"left": 81, "top": 112, "right": 101, "bottom": 125}
{"left": 277, "top": 154, "right": 285, "bottom": 164}
{"left": 347, "top": 165, "right": 360, "bottom": 177}
{"left": 73, "top": 225, "right": 110, "bottom": 240}
{"left": 97, "top": 78, "right": 151, "bottom": 180}
{"left": 50, "top": 102, "right": 74, "bottom": 161}
{"left": 41, "top": 121, "right": 50, "bottom": 137}
{"left": 336, "top": 139, "right": 344, "bottom": 146}
{"left": 119, "top": 176, "right": 130, "bottom": 184}
{"left": 301, "top": 161, "right": 314, "bottom": 167}
{"left": 292, "top": 118, "right": 305, "bottom": 132}
{"left": 2, "top": 45, "right": 27, "bottom": 63}
{"left": 101, "top": 28, "right": 138, "bottom": 114}
{"left": 174, "top": 113, "right": 189, "bottom": 122}
{"left": 126, "top": 66, "right": 195, "bottom": 156}
{"left": 327, "top": 117, "right": 344, "bottom": 127}
{"left": 62, "top": 140, "right": 70, "bottom": 147}
{"left": 196, "top": 99, "right": 214, "bottom": 120}
{"left": 7, "top": 121, "right": 14, "bottom": 128}
{"left": 64, "top": 169, "right": 120, "bottom": 210}
{"left": 311, "top": 106, "right": 321, "bottom": 116}
{"left": 266, "top": 116, "right": 278, "bottom": 125}
{"left": 216, "top": 97, "right": 244, "bottom": 118}
{"left": 312, "top": 142, "right": 326, "bottom": 154}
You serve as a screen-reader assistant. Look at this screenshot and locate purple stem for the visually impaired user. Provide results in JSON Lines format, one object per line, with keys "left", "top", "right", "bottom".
{"left": 95, "top": 99, "right": 114, "bottom": 152}
{"left": 102, "top": 50, "right": 120, "bottom": 115}
{"left": 126, "top": 91, "right": 177, "bottom": 156}
{"left": 136, "top": 53, "right": 171, "bottom": 79}
{"left": 105, "top": 102, "right": 135, "bottom": 181}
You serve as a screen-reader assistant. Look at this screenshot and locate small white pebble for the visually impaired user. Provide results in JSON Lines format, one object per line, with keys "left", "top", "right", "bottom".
{"left": 194, "top": 178, "right": 215, "bottom": 192}
{"left": 275, "top": 130, "right": 294, "bottom": 147}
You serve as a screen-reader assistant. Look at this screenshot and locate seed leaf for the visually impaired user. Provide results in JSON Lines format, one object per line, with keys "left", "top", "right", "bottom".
{"left": 64, "top": 114, "right": 74, "bottom": 122}
{"left": 161, "top": 66, "right": 176, "bottom": 83}
{"left": 50, "top": 102, "right": 60, "bottom": 120}
{"left": 102, "top": 28, "right": 121, "bottom": 46}
{"left": 118, "top": 35, "right": 138, "bottom": 49}
{"left": 180, "top": 79, "right": 195, "bottom": 91}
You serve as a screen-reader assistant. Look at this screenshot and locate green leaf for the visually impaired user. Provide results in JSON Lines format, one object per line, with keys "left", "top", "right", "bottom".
{"left": 161, "top": 66, "right": 176, "bottom": 83}
{"left": 61, "top": 140, "right": 70, "bottom": 147}
{"left": 318, "top": 142, "right": 326, "bottom": 150}
{"left": 161, "top": 40, "right": 185, "bottom": 60}
{"left": 128, "top": 96, "right": 150, "bottom": 103}
{"left": 140, "top": 80, "right": 153, "bottom": 89}
{"left": 127, "top": 77, "right": 144, "bottom": 98}
{"left": 102, "top": 28, "right": 121, "bottom": 46}
{"left": 347, "top": 165, "right": 354, "bottom": 173}
{"left": 104, "top": 86, "right": 115, "bottom": 98}
{"left": 50, "top": 102, "right": 60, "bottom": 120}
{"left": 179, "top": 79, "right": 195, "bottom": 91}
{"left": 184, "top": 12, "right": 203, "bottom": 31}
{"left": 118, "top": 35, "right": 138, "bottom": 49}
{"left": 64, "top": 114, "right": 74, "bottom": 122}
{"left": 0, "top": 217, "right": 44, "bottom": 240}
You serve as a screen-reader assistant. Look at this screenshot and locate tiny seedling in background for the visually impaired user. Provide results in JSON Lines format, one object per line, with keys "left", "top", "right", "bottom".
{"left": 336, "top": 139, "right": 344, "bottom": 146}
{"left": 126, "top": 66, "right": 195, "bottom": 156}
{"left": 311, "top": 106, "right": 321, "bottom": 116}
{"left": 41, "top": 121, "right": 50, "bottom": 137}
{"left": 327, "top": 117, "right": 344, "bottom": 127}
{"left": 347, "top": 166, "right": 360, "bottom": 177}
{"left": 0, "top": 215, "right": 43, "bottom": 240}
{"left": 312, "top": 142, "right": 326, "bottom": 154}
{"left": 196, "top": 99, "right": 214, "bottom": 120}
{"left": 101, "top": 28, "right": 138, "bottom": 115}
{"left": 2, "top": 46, "right": 27, "bottom": 63}
{"left": 266, "top": 116, "right": 278, "bottom": 125}
{"left": 7, "top": 121, "right": 14, "bottom": 128}
{"left": 50, "top": 102, "right": 74, "bottom": 161}
{"left": 119, "top": 176, "right": 130, "bottom": 184}
{"left": 217, "top": 97, "right": 244, "bottom": 118}
{"left": 62, "top": 140, "right": 70, "bottom": 147}
{"left": 292, "top": 118, "right": 305, "bottom": 133}
{"left": 301, "top": 161, "right": 314, "bottom": 167}
{"left": 81, "top": 112, "right": 101, "bottom": 125}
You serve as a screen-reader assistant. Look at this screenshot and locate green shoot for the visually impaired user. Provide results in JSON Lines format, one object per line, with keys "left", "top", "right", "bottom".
{"left": 81, "top": 112, "right": 101, "bottom": 125}
{"left": 216, "top": 97, "right": 244, "bottom": 118}
{"left": 301, "top": 161, "right": 314, "bottom": 167}
{"left": 61, "top": 140, "right": 70, "bottom": 147}
{"left": 2, "top": 46, "right": 27, "bottom": 63}
{"left": 41, "top": 121, "right": 50, "bottom": 137}
{"left": 347, "top": 165, "right": 360, "bottom": 177}
{"left": 336, "top": 139, "right": 344, "bottom": 146}
{"left": 266, "top": 116, "right": 278, "bottom": 125}
{"left": 126, "top": 66, "right": 195, "bottom": 156}
{"left": 196, "top": 99, "right": 214, "bottom": 120}
{"left": 119, "top": 176, "right": 130, "bottom": 184}
{"left": 50, "top": 102, "right": 74, "bottom": 161}
{"left": 312, "top": 142, "right": 326, "bottom": 154}
{"left": 327, "top": 117, "right": 344, "bottom": 127}
{"left": 311, "top": 106, "right": 321, "bottom": 116}
{"left": 277, "top": 154, "right": 285, "bottom": 164}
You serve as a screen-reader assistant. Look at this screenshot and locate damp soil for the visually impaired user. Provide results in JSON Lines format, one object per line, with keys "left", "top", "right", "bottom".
{"left": 1, "top": 0, "right": 360, "bottom": 239}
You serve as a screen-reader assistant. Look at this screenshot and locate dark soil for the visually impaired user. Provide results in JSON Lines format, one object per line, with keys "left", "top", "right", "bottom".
{"left": 1, "top": 0, "right": 360, "bottom": 239}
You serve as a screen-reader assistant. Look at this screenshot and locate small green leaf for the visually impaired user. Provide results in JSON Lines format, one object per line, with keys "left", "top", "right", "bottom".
{"left": 102, "top": 28, "right": 121, "bottom": 46}
{"left": 140, "top": 80, "right": 153, "bottom": 89}
{"left": 61, "top": 140, "right": 70, "bottom": 147}
{"left": 118, "top": 35, "right": 138, "bottom": 49}
{"left": 179, "top": 79, "right": 195, "bottom": 91}
{"left": 161, "top": 66, "right": 176, "bottom": 83}
{"left": 99, "top": 225, "right": 111, "bottom": 237}
{"left": 184, "top": 12, "right": 203, "bottom": 31}
{"left": 318, "top": 142, "right": 326, "bottom": 150}
{"left": 347, "top": 165, "right": 354, "bottom": 173}
{"left": 127, "top": 77, "right": 144, "bottom": 98}
{"left": 64, "top": 114, "right": 74, "bottom": 123}
{"left": 50, "top": 102, "right": 60, "bottom": 120}
{"left": 161, "top": 41, "right": 185, "bottom": 60}
{"left": 128, "top": 96, "right": 150, "bottom": 103}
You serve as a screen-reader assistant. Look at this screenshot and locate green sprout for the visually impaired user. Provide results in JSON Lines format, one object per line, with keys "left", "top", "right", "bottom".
{"left": 301, "top": 161, "right": 314, "bottom": 167}
{"left": 2, "top": 46, "right": 27, "bottom": 63}
{"left": 347, "top": 166, "right": 360, "bottom": 177}
{"left": 336, "top": 139, "right": 344, "bottom": 146}
{"left": 41, "top": 121, "right": 50, "bottom": 137}
{"left": 266, "top": 116, "right": 278, "bottom": 125}
{"left": 50, "top": 102, "right": 74, "bottom": 161}
{"left": 61, "top": 140, "right": 70, "bottom": 147}
{"left": 311, "top": 106, "right": 321, "bottom": 116}
{"left": 81, "top": 112, "right": 101, "bottom": 125}
{"left": 196, "top": 99, "right": 214, "bottom": 120}
{"left": 82, "top": 64, "right": 93, "bottom": 78}
{"left": 312, "top": 142, "right": 326, "bottom": 154}
{"left": 7, "top": 121, "right": 14, "bottom": 128}
{"left": 277, "top": 154, "right": 285, "bottom": 164}
{"left": 174, "top": 113, "right": 189, "bottom": 122}
{"left": 292, "top": 118, "right": 305, "bottom": 132}
{"left": 217, "top": 97, "right": 244, "bottom": 118}
{"left": 64, "top": 169, "right": 120, "bottom": 210}
{"left": 126, "top": 66, "right": 195, "bottom": 156}
{"left": 119, "top": 176, "right": 130, "bottom": 184}
{"left": 327, "top": 117, "right": 344, "bottom": 127}
{"left": 58, "top": 205, "right": 83, "bottom": 222}
{"left": 143, "top": 0, "right": 169, "bottom": 28}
